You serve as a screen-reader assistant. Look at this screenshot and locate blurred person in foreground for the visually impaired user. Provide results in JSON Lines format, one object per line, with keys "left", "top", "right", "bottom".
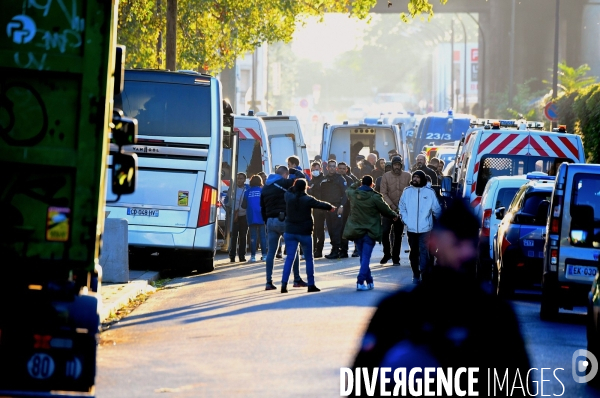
{"left": 343, "top": 176, "right": 398, "bottom": 291}
{"left": 280, "top": 179, "right": 335, "bottom": 293}
{"left": 351, "top": 199, "right": 531, "bottom": 396}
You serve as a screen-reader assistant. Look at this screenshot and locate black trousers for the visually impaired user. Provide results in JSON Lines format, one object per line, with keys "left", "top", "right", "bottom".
{"left": 341, "top": 205, "right": 352, "bottom": 253}
{"left": 325, "top": 211, "right": 342, "bottom": 251}
{"left": 313, "top": 209, "right": 326, "bottom": 253}
{"left": 382, "top": 217, "right": 404, "bottom": 263}
{"left": 229, "top": 216, "right": 248, "bottom": 259}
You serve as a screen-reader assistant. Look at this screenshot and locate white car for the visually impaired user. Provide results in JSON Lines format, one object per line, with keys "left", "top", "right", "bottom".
{"left": 477, "top": 175, "right": 530, "bottom": 280}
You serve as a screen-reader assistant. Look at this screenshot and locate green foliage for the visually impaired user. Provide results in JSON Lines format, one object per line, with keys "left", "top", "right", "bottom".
{"left": 572, "top": 84, "right": 600, "bottom": 163}
{"left": 543, "top": 62, "right": 597, "bottom": 95}
{"left": 118, "top": 0, "right": 448, "bottom": 73}
{"left": 490, "top": 79, "right": 546, "bottom": 121}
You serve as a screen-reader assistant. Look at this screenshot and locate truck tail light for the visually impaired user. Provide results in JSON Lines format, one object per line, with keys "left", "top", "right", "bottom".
{"left": 481, "top": 209, "right": 492, "bottom": 237}
{"left": 198, "top": 185, "right": 217, "bottom": 227}
{"left": 550, "top": 249, "right": 558, "bottom": 267}
{"left": 550, "top": 195, "right": 563, "bottom": 234}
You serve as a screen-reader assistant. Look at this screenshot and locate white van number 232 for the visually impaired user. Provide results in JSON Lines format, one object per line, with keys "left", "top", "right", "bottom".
{"left": 426, "top": 133, "right": 452, "bottom": 140}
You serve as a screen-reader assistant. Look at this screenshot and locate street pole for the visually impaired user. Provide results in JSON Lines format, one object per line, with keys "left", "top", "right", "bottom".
{"left": 456, "top": 15, "right": 468, "bottom": 114}
{"left": 552, "top": 0, "right": 560, "bottom": 129}
{"left": 508, "top": 0, "right": 516, "bottom": 108}
{"left": 468, "top": 13, "right": 485, "bottom": 118}
{"left": 451, "top": 19, "right": 455, "bottom": 110}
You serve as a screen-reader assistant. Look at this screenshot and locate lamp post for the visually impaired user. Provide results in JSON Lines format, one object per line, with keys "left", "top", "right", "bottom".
{"left": 551, "top": 0, "right": 560, "bottom": 129}
{"left": 508, "top": 0, "right": 516, "bottom": 108}
{"left": 467, "top": 13, "right": 486, "bottom": 118}
{"left": 451, "top": 19, "right": 455, "bottom": 110}
{"left": 455, "top": 14, "right": 468, "bottom": 114}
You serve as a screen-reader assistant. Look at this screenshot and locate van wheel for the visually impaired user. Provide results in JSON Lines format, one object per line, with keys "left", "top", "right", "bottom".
{"left": 176, "top": 251, "right": 215, "bottom": 274}
{"left": 540, "top": 290, "right": 559, "bottom": 320}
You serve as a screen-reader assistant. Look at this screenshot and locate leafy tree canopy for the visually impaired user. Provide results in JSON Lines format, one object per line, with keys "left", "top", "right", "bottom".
{"left": 542, "top": 61, "right": 597, "bottom": 96}
{"left": 118, "top": 0, "right": 448, "bottom": 72}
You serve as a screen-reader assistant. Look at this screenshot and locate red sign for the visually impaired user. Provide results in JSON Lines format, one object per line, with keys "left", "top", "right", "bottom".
{"left": 544, "top": 102, "right": 558, "bottom": 121}
{"left": 471, "top": 48, "right": 479, "bottom": 63}
{"left": 453, "top": 50, "right": 460, "bottom": 62}
{"left": 312, "top": 114, "right": 319, "bottom": 123}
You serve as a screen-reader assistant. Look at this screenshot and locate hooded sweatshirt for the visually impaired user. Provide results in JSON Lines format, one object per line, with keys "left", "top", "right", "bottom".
{"left": 399, "top": 170, "right": 442, "bottom": 233}
{"left": 343, "top": 182, "right": 398, "bottom": 242}
{"left": 260, "top": 174, "right": 295, "bottom": 220}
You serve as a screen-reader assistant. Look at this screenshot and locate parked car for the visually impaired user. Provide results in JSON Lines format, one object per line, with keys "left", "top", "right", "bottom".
{"left": 477, "top": 175, "right": 530, "bottom": 281}
{"left": 493, "top": 174, "right": 555, "bottom": 296}
{"left": 542, "top": 163, "right": 600, "bottom": 319}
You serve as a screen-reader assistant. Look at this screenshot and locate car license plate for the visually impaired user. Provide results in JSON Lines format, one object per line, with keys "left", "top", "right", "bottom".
{"left": 567, "top": 265, "right": 597, "bottom": 280}
{"left": 523, "top": 239, "right": 534, "bottom": 247}
{"left": 127, "top": 208, "right": 159, "bottom": 217}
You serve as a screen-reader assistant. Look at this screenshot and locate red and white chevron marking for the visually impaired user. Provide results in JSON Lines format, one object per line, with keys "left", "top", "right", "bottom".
{"left": 234, "top": 127, "right": 263, "bottom": 146}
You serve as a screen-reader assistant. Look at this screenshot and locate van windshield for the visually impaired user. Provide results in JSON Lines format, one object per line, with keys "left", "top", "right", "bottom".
{"left": 116, "top": 81, "right": 211, "bottom": 137}
{"left": 328, "top": 127, "right": 397, "bottom": 166}
{"left": 476, "top": 155, "right": 571, "bottom": 196}
{"left": 238, "top": 139, "right": 264, "bottom": 178}
{"left": 269, "top": 135, "right": 296, "bottom": 169}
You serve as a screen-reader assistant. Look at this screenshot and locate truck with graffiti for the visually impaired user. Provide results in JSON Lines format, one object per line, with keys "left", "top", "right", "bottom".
{"left": 0, "top": 1, "right": 136, "bottom": 396}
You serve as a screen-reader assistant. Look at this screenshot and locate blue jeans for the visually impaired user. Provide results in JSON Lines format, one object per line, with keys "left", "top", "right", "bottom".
{"left": 249, "top": 224, "right": 267, "bottom": 257}
{"left": 355, "top": 234, "right": 376, "bottom": 284}
{"left": 266, "top": 218, "right": 300, "bottom": 284}
{"left": 282, "top": 233, "right": 315, "bottom": 286}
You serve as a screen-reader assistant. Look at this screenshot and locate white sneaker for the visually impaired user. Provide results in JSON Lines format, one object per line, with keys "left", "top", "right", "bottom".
{"left": 250, "top": 256, "right": 256, "bottom": 262}
{"left": 367, "top": 282, "right": 374, "bottom": 290}
{"left": 260, "top": 256, "right": 266, "bottom": 261}
{"left": 357, "top": 283, "right": 369, "bottom": 291}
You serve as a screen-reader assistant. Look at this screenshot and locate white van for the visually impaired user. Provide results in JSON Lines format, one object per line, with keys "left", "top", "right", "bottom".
{"left": 217, "top": 115, "right": 272, "bottom": 251}
{"left": 320, "top": 121, "right": 406, "bottom": 172}
{"left": 541, "top": 163, "right": 600, "bottom": 319}
{"left": 452, "top": 120, "right": 585, "bottom": 218}
{"left": 258, "top": 112, "right": 310, "bottom": 175}
{"left": 106, "top": 70, "right": 224, "bottom": 273}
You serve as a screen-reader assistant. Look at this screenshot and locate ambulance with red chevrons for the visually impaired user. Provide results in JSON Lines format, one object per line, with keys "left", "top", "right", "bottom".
{"left": 450, "top": 120, "right": 585, "bottom": 222}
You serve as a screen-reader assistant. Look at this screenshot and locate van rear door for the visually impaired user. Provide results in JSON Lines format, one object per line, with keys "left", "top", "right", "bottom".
{"left": 107, "top": 77, "right": 213, "bottom": 233}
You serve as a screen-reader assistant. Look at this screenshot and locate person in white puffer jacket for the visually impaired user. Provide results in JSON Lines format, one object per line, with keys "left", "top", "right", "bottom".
{"left": 399, "top": 170, "right": 442, "bottom": 284}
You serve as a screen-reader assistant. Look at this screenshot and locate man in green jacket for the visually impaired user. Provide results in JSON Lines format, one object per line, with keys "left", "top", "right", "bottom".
{"left": 343, "top": 176, "right": 398, "bottom": 291}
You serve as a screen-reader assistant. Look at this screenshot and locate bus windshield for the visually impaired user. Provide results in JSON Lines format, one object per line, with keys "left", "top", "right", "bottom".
{"left": 116, "top": 81, "right": 212, "bottom": 137}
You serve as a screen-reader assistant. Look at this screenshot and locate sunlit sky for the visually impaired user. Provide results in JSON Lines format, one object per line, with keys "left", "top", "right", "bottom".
{"left": 291, "top": 14, "right": 378, "bottom": 66}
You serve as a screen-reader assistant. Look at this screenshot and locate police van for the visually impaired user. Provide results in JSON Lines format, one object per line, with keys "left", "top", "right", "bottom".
{"left": 451, "top": 120, "right": 585, "bottom": 219}
{"left": 258, "top": 112, "right": 311, "bottom": 176}
{"left": 320, "top": 121, "right": 408, "bottom": 172}
{"left": 106, "top": 70, "right": 225, "bottom": 273}
{"left": 541, "top": 163, "right": 600, "bottom": 319}
{"left": 218, "top": 115, "right": 272, "bottom": 251}
{"left": 410, "top": 110, "right": 472, "bottom": 161}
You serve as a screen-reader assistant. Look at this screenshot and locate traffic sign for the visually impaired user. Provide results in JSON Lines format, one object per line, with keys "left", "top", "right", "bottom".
{"left": 544, "top": 102, "right": 558, "bottom": 121}
{"left": 300, "top": 99, "right": 309, "bottom": 108}
{"left": 312, "top": 114, "right": 319, "bottom": 123}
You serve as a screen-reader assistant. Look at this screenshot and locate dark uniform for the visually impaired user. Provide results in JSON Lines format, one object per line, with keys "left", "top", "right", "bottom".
{"left": 308, "top": 173, "right": 326, "bottom": 257}
{"left": 340, "top": 173, "right": 354, "bottom": 257}
{"left": 320, "top": 172, "right": 348, "bottom": 258}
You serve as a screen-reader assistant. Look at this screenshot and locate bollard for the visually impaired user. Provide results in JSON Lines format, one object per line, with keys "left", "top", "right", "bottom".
{"left": 100, "top": 218, "right": 129, "bottom": 283}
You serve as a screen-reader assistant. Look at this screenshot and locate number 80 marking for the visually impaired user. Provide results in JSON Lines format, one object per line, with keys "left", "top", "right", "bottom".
{"left": 27, "top": 353, "right": 55, "bottom": 379}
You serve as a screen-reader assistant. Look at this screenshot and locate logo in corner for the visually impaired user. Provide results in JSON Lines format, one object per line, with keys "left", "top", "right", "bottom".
{"left": 7, "top": 15, "right": 36, "bottom": 44}
{"left": 572, "top": 349, "right": 598, "bottom": 383}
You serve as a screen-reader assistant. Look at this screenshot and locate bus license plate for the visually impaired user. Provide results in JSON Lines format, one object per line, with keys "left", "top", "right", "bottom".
{"left": 567, "top": 265, "right": 597, "bottom": 280}
{"left": 127, "top": 208, "right": 159, "bottom": 217}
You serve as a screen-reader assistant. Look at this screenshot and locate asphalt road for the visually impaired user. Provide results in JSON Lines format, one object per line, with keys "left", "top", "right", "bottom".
{"left": 96, "top": 238, "right": 600, "bottom": 397}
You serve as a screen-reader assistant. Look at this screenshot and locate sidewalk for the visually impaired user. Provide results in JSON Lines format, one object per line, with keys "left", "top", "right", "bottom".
{"left": 99, "top": 270, "right": 160, "bottom": 322}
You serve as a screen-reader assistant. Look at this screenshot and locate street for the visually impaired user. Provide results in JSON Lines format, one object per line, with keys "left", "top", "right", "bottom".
{"left": 97, "top": 239, "right": 600, "bottom": 397}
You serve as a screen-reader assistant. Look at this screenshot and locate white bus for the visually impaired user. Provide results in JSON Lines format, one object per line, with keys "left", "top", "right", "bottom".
{"left": 106, "top": 70, "right": 227, "bottom": 273}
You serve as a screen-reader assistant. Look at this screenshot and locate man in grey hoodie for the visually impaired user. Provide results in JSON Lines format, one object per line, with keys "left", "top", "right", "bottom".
{"left": 399, "top": 170, "right": 442, "bottom": 284}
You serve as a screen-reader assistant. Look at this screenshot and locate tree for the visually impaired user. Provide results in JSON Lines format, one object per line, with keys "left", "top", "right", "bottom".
{"left": 117, "top": 0, "right": 449, "bottom": 73}
{"left": 543, "top": 62, "right": 597, "bottom": 96}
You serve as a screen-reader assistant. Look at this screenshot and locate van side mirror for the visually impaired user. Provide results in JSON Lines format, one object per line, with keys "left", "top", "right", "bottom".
{"left": 112, "top": 152, "right": 138, "bottom": 195}
{"left": 495, "top": 207, "right": 506, "bottom": 220}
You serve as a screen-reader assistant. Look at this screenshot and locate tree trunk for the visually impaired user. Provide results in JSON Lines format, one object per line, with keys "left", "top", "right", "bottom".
{"left": 166, "top": 0, "right": 177, "bottom": 71}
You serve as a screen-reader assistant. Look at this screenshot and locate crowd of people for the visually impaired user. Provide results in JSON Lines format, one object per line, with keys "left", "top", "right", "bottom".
{"left": 226, "top": 151, "right": 452, "bottom": 292}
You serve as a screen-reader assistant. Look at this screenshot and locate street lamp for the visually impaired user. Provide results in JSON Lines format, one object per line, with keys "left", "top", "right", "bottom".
{"left": 508, "top": 0, "right": 516, "bottom": 108}
{"left": 455, "top": 14, "right": 468, "bottom": 114}
{"left": 467, "top": 13, "right": 486, "bottom": 118}
{"left": 551, "top": 0, "right": 560, "bottom": 129}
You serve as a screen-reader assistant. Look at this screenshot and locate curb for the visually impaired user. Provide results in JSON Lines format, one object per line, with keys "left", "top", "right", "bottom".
{"left": 99, "top": 271, "right": 160, "bottom": 322}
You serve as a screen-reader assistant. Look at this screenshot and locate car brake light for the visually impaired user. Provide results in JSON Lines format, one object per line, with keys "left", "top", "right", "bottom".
{"left": 481, "top": 209, "right": 492, "bottom": 237}
{"left": 550, "top": 195, "right": 563, "bottom": 233}
{"left": 198, "top": 185, "right": 217, "bottom": 227}
{"left": 34, "top": 335, "right": 52, "bottom": 349}
{"left": 501, "top": 235, "right": 511, "bottom": 256}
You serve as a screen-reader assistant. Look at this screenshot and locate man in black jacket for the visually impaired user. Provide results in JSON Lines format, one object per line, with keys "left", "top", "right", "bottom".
{"left": 351, "top": 200, "right": 530, "bottom": 396}
{"left": 320, "top": 160, "right": 348, "bottom": 259}
{"left": 413, "top": 153, "right": 438, "bottom": 185}
{"left": 280, "top": 179, "right": 335, "bottom": 293}
{"left": 308, "top": 161, "right": 326, "bottom": 258}
{"left": 260, "top": 166, "right": 307, "bottom": 290}
{"left": 338, "top": 162, "right": 355, "bottom": 258}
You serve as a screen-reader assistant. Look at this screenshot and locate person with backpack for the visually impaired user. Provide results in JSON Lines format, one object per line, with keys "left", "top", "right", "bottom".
{"left": 280, "top": 178, "right": 335, "bottom": 293}
{"left": 242, "top": 175, "right": 267, "bottom": 262}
